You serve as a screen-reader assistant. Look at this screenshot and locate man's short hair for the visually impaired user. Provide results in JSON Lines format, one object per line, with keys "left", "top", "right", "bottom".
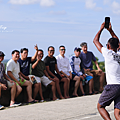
{"left": 12, "top": 50, "right": 20, "bottom": 55}
{"left": 80, "top": 42, "right": 87, "bottom": 47}
{"left": 20, "top": 48, "right": 28, "bottom": 53}
{"left": 48, "top": 46, "right": 54, "bottom": 51}
{"left": 59, "top": 45, "right": 65, "bottom": 49}
{"left": 38, "top": 49, "right": 44, "bottom": 54}
{"left": 108, "top": 37, "right": 119, "bottom": 49}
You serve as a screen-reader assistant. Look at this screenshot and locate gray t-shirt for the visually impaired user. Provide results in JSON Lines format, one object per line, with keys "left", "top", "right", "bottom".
{"left": 0, "top": 63, "right": 5, "bottom": 82}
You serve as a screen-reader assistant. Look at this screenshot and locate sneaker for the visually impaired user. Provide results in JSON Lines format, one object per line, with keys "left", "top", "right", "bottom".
{"left": 10, "top": 102, "right": 22, "bottom": 107}
{"left": 0, "top": 104, "right": 4, "bottom": 110}
{"left": 40, "top": 100, "right": 44, "bottom": 103}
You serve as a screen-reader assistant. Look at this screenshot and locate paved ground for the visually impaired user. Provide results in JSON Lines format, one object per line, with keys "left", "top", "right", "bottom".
{"left": 0, "top": 94, "right": 115, "bottom": 120}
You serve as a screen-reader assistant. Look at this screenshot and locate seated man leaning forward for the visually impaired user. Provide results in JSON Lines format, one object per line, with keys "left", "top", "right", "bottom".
{"left": 32, "top": 49, "right": 58, "bottom": 101}
{"left": 56, "top": 45, "right": 80, "bottom": 97}
{"left": 18, "top": 45, "right": 40, "bottom": 101}
{"left": 44, "top": 46, "right": 68, "bottom": 99}
{"left": 80, "top": 42, "right": 105, "bottom": 92}
{"left": 0, "top": 51, "right": 21, "bottom": 108}
{"left": 70, "top": 47, "right": 93, "bottom": 95}
{"left": 6, "top": 50, "right": 35, "bottom": 103}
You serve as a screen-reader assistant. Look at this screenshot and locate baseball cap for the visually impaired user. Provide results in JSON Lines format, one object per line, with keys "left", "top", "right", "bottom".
{"left": 80, "top": 42, "right": 87, "bottom": 47}
{"left": 74, "top": 47, "right": 81, "bottom": 51}
{"left": 0, "top": 51, "right": 5, "bottom": 56}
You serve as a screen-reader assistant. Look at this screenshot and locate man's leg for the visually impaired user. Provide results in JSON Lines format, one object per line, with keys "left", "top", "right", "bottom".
{"left": 72, "top": 76, "right": 80, "bottom": 96}
{"left": 97, "top": 103, "right": 111, "bottom": 120}
{"left": 16, "top": 84, "right": 22, "bottom": 97}
{"left": 53, "top": 78, "right": 64, "bottom": 99}
{"left": 99, "top": 72, "right": 105, "bottom": 92}
{"left": 10, "top": 83, "right": 16, "bottom": 105}
{"left": 88, "top": 73, "right": 94, "bottom": 94}
{"left": 33, "top": 83, "right": 39, "bottom": 100}
{"left": 22, "top": 80, "right": 34, "bottom": 102}
{"left": 0, "top": 85, "right": 1, "bottom": 98}
{"left": 66, "top": 78, "right": 70, "bottom": 97}
{"left": 114, "top": 108, "right": 120, "bottom": 120}
{"left": 61, "top": 77, "right": 68, "bottom": 98}
{"left": 49, "top": 81, "right": 57, "bottom": 100}
{"left": 38, "top": 83, "right": 44, "bottom": 101}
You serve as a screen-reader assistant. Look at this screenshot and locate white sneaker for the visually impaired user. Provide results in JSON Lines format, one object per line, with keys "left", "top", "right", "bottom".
{"left": 40, "top": 100, "right": 44, "bottom": 103}
{"left": 0, "top": 105, "right": 4, "bottom": 110}
{"left": 10, "top": 102, "right": 22, "bottom": 107}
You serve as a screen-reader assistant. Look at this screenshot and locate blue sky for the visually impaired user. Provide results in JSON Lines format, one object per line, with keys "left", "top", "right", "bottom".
{"left": 0, "top": 0, "right": 120, "bottom": 61}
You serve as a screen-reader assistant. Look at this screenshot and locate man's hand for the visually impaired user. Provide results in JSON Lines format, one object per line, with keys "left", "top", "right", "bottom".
{"left": 100, "top": 22, "right": 105, "bottom": 31}
{"left": 107, "top": 22, "right": 112, "bottom": 32}
{"left": 34, "top": 44, "right": 38, "bottom": 51}
{"left": 9, "top": 80, "right": 14, "bottom": 83}
{"left": 98, "top": 68, "right": 102, "bottom": 74}
{"left": 1, "top": 84, "right": 7, "bottom": 90}
{"left": 83, "top": 74, "right": 86, "bottom": 78}
{"left": 17, "top": 81, "right": 21, "bottom": 86}
{"left": 80, "top": 75, "right": 84, "bottom": 80}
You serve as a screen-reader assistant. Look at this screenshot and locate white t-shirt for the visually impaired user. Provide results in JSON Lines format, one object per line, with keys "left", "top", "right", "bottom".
{"left": 102, "top": 47, "right": 120, "bottom": 84}
{"left": 56, "top": 54, "right": 71, "bottom": 76}
{"left": 6, "top": 59, "right": 20, "bottom": 81}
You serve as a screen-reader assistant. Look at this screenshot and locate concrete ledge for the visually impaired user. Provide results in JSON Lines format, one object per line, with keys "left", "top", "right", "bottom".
{"left": 0, "top": 75, "right": 106, "bottom": 106}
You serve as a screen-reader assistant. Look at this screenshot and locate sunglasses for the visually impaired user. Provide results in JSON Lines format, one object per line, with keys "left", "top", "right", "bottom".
{"left": 60, "top": 49, "right": 66, "bottom": 51}
{"left": 76, "top": 50, "right": 81, "bottom": 52}
{"left": 49, "top": 50, "right": 55, "bottom": 52}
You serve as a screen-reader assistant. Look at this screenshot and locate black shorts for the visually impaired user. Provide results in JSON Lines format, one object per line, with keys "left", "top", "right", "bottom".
{"left": 50, "top": 73, "right": 62, "bottom": 81}
{"left": 98, "top": 84, "right": 120, "bottom": 109}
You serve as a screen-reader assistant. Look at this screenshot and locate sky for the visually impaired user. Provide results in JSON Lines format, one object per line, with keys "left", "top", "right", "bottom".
{"left": 0, "top": 0, "right": 120, "bottom": 61}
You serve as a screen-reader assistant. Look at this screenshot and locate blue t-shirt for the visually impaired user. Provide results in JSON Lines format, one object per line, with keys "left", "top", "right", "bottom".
{"left": 18, "top": 57, "right": 31, "bottom": 76}
{"left": 79, "top": 51, "right": 96, "bottom": 70}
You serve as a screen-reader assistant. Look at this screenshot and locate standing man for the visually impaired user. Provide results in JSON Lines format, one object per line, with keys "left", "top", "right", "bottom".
{"left": 56, "top": 45, "right": 80, "bottom": 97}
{"left": 18, "top": 45, "right": 40, "bottom": 100}
{"left": 93, "top": 22, "right": 120, "bottom": 120}
{"left": 32, "top": 49, "right": 58, "bottom": 101}
{"left": 6, "top": 50, "right": 35, "bottom": 103}
{"left": 44, "top": 46, "right": 68, "bottom": 99}
{"left": 80, "top": 42, "right": 105, "bottom": 93}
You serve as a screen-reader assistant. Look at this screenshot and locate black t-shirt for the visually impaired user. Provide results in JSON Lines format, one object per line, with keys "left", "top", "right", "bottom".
{"left": 44, "top": 56, "right": 57, "bottom": 74}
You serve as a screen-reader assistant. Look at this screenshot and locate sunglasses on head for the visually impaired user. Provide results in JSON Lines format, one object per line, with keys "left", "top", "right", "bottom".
{"left": 60, "top": 49, "right": 66, "bottom": 51}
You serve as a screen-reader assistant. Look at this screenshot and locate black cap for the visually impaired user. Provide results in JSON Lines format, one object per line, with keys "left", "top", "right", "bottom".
{"left": 0, "top": 51, "right": 5, "bottom": 56}
{"left": 74, "top": 47, "right": 81, "bottom": 51}
{"left": 80, "top": 42, "right": 87, "bottom": 47}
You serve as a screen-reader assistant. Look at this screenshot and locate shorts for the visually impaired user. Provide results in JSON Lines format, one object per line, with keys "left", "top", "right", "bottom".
{"left": 50, "top": 73, "right": 62, "bottom": 81}
{"left": 66, "top": 73, "right": 76, "bottom": 80}
{"left": 15, "top": 79, "right": 26, "bottom": 86}
{"left": 98, "top": 84, "right": 120, "bottom": 109}
{"left": 0, "top": 80, "right": 14, "bottom": 89}
{"left": 35, "top": 76, "right": 52, "bottom": 87}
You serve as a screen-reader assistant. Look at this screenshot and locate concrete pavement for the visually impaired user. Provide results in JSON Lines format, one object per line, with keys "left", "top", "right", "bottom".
{"left": 0, "top": 94, "right": 115, "bottom": 120}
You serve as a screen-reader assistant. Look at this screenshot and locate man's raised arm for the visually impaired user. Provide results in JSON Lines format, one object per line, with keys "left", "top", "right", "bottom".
{"left": 93, "top": 23, "right": 104, "bottom": 53}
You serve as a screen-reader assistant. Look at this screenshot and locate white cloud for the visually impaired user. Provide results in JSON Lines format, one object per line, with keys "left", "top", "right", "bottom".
{"left": 9, "top": 0, "right": 38, "bottom": 5}
{"left": 85, "top": 0, "right": 96, "bottom": 9}
{"left": 40, "top": 0, "right": 55, "bottom": 7}
{"left": 112, "top": 1, "right": 120, "bottom": 15}
{"left": 9, "top": 0, "right": 55, "bottom": 7}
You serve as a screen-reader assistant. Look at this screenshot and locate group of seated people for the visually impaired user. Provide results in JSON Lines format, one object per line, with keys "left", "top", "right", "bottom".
{"left": 0, "top": 42, "right": 105, "bottom": 109}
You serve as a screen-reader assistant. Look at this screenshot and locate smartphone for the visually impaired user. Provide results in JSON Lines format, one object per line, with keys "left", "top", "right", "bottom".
{"left": 105, "top": 17, "right": 110, "bottom": 28}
